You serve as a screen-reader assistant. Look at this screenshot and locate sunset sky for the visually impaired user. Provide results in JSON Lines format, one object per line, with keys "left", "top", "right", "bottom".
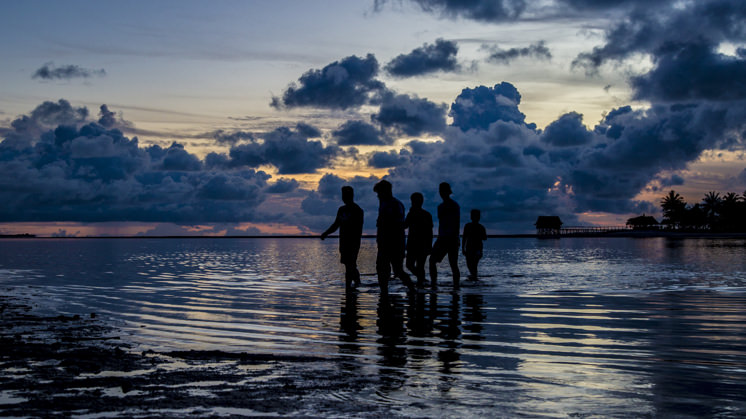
{"left": 1, "top": 0, "right": 745, "bottom": 236}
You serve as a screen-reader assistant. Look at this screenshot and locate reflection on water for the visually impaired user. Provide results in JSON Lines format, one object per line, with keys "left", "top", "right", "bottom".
{"left": 1, "top": 237, "right": 746, "bottom": 416}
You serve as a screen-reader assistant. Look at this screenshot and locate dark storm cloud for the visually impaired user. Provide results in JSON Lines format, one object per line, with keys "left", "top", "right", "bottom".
{"left": 372, "top": 92, "right": 447, "bottom": 137}
{"left": 271, "top": 54, "right": 384, "bottom": 110}
{"left": 0, "top": 101, "right": 304, "bottom": 223}
{"left": 228, "top": 126, "right": 340, "bottom": 174}
{"left": 332, "top": 120, "right": 389, "bottom": 146}
{"left": 385, "top": 38, "right": 459, "bottom": 77}
{"left": 572, "top": 0, "right": 746, "bottom": 79}
{"left": 32, "top": 63, "right": 106, "bottom": 80}
{"left": 631, "top": 42, "right": 746, "bottom": 102}
{"left": 485, "top": 41, "right": 551, "bottom": 64}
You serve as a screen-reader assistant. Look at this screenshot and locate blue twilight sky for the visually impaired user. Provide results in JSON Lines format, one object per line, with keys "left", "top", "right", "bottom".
{"left": 1, "top": 0, "right": 745, "bottom": 236}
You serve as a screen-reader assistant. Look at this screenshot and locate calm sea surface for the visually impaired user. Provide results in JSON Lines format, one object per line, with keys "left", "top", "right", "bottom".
{"left": 2, "top": 237, "right": 746, "bottom": 416}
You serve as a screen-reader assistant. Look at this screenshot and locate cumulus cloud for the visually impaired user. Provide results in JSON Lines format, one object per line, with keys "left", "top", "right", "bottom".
{"left": 0, "top": 101, "right": 304, "bottom": 224}
{"left": 270, "top": 54, "right": 384, "bottom": 110}
{"left": 368, "top": 150, "right": 411, "bottom": 168}
{"left": 372, "top": 92, "right": 447, "bottom": 137}
{"left": 385, "top": 38, "right": 459, "bottom": 77}
{"left": 32, "top": 63, "right": 106, "bottom": 80}
{"left": 332, "top": 120, "right": 389, "bottom": 146}
{"left": 449, "top": 82, "right": 534, "bottom": 131}
{"left": 571, "top": 0, "right": 746, "bottom": 103}
{"left": 631, "top": 42, "right": 746, "bottom": 102}
{"left": 297, "top": 78, "right": 746, "bottom": 232}
{"left": 484, "top": 41, "right": 552, "bottom": 64}
{"left": 227, "top": 125, "right": 340, "bottom": 174}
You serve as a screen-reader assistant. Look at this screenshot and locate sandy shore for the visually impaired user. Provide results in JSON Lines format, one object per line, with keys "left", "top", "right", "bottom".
{"left": 0, "top": 293, "right": 405, "bottom": 418}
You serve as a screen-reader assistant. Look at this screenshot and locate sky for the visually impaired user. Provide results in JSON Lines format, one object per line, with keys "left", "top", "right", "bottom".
{"left": 1, "top": 0, "right": 745, "bottom": 236}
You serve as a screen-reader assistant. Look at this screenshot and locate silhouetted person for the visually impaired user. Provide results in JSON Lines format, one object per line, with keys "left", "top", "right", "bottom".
{"left": 429, "top": 182, "right": 460, "bottom": 288}
{"left": 321, "top": 186, "right": 363, "bottom": 289}
{"left": 404, "top": 192, "right": 433, "bottom": 286}
{"left": 374, "top": 180, "right": 416, "bottom": 295}
{"left": 462, "top": 209, "right": 487, "bottom": 279}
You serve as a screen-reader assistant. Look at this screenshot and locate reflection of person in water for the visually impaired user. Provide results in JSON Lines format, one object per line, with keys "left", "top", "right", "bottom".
{"left": 404, "top": 192, "right": 433, "bottom": 286}
{"left": 374, "top": 180, "right": 416, "bottom": 295}
{"left": 429, "top": 182, "right": 461, "bottom": 288}
{"left": 321, "top": 186, "right": 364, "bottom": 289}
{"left": 462, "top": 209, "right": 487, "bottom": 279}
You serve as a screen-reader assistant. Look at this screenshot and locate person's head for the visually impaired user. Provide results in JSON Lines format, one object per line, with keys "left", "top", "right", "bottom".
{"left": 341, "top": 186, "right": 354, "bottom": 204}
{"left": 439, "top": 182, "right": 452, "bottom": 200}
{"left": 410, "top": 192, "right": 424, "bottom": 209}
{"left": 471, "top": 209, "right": 481, "bottom": 222}
{"left": 373, "top": 179, "right": 392, "bottom": 199}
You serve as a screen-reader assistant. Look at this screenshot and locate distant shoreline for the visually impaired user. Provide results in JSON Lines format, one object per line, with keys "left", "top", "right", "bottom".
{"left": 3, "top": 232, "right": 746, "bottom": 239}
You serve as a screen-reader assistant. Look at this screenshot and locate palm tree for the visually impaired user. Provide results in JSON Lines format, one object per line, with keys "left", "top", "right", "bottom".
{"left": 701, "top": 191, "right": 722, "bottom": 230}
{"left": 660, "top": 190, "right": 686, "bottom": 229}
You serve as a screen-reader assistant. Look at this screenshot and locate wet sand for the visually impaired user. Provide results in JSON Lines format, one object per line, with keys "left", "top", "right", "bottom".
{"left": 0, "top": 294, "right": 403, "bottom": 418}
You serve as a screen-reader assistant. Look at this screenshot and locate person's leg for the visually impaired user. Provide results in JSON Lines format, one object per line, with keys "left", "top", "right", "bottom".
{"left": 465, "top": 254, "right": 477, "bottom": 278}
{"left": 344, "top": 262, "right": 360, "bottom": 288}
{"left": 447, "top": 245, "right": 460, "bottom": 289}
{"left": 376, "top": 250, "right": 390, "bottom": 295}
{"left": 429, "top": 241, "right": 445, "bottom": 288}
{"left": 406, "top": 253, "right": 417, "bottom": 278}
{"left": 415, "top": 254, "right": 427, "bottom": 285}
{"left": 393, "top": 253, "right": 415, "bottom": 292}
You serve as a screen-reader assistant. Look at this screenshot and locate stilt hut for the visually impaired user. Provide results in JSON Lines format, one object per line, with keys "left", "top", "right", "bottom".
{"left": 626, "top": 214, "right": 659, "bottom": 230}
{"left": 535, "top": 216, "right": 563, "bottom": 237}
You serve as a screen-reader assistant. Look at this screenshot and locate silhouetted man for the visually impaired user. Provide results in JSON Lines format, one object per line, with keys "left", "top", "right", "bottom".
{"left": 321, "top": 186, "right": 364, "bottom": 289}
{"left": 462, "top": 209, "right": 487, "bottom": 278}
{"left": 374, "top": 180, "right": 416, "bottom": 295}
{"left": 429, "top": 182, "right": 460, "bottom": 288}
{"left": 404, "top": 192, "right": 433, "bottom": 286}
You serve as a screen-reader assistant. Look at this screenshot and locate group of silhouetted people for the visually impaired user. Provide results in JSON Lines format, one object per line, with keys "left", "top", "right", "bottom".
{"left": 321, "top": 181, "right": 486, "bottom": 295}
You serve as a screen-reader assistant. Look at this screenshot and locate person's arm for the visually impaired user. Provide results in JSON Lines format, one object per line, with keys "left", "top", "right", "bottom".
{"left": 462, "top": 224, "right": 469, "bottom": 254}
{"left": 320, "top": 209, "right": 341, "bottom": 240}
{"left": 481, "top": 224, "right": 487, "bottom": 241}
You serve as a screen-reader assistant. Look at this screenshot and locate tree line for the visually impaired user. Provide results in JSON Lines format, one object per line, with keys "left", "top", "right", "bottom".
{"left": 660, "top": 190, "right": 746, "bottom": 232}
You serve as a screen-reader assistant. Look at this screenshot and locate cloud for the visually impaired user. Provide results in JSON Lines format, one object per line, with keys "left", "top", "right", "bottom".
{"left": 271, "top": 54, "right": 384, "bottom": 110}
{"left": 541, "top": 112, "right": 593, "bottom": 147}
{"left": 209, "top": 129, "right": 255, "bottom": 145}
{"left": 368, "top": 150, "right": 411, "bottom": 168}
{"left": 631, "top": 42, "right": 746, "bottom": 102}
{"left": 372, "top": 92, "right": 447, "bottom": 137}
{"left": 332, "top": 120, "right": 389, "bottom": 146}
{"left": 228, "top": 125, "right": 340, "bottom": 174}
{"left": 32, "top": 62, "right": 106, "bottom": 80}
{"left": 301, "top": 79, "right": 746, "bottom": 232}
{"left": 380, "top": 0, "right": 527, "bottom": 22}
{"left": 449, "top": 82, "right": 534, "bottom": 131}
{"left": 0, "top": 101, "right": 306, "bottom": 224}
{"left": 385, "top": 38, "right": 459, "bottom": 77}
{"left": 484, "top": 41, "right": 552, "bottom": 64}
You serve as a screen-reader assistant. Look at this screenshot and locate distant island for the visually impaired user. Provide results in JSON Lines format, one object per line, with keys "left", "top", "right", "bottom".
{"left": 0, "top": 233, "right": 36, "bottom": 238}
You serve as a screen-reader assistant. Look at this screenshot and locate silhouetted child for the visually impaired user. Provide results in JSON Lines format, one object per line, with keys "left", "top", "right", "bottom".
{"left": 404, "top": 192, "right": 433, "bottom": 286}
{"left": 321, "top": 186, "right": 364, "bottom": 289}
{"left": 462, "top": 209, "right": 487, "bottom": 279}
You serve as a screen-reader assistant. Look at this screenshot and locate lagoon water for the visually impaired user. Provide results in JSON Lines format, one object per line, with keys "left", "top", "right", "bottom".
{"left": 2, "top": 237, "right": 746, "bottom": 416}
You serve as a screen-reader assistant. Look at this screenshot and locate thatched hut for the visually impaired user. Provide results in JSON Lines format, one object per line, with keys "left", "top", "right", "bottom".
{"left": 626, "top": 214, "right": 659, "bottom": 230}
{"left": 535, "top": 216, "right": 563, "bottom": 236}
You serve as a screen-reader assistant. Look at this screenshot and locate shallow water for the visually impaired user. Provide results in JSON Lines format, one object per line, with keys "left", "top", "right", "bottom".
{"left": 1, "top": 237, "right": 746, "bottom": 416}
